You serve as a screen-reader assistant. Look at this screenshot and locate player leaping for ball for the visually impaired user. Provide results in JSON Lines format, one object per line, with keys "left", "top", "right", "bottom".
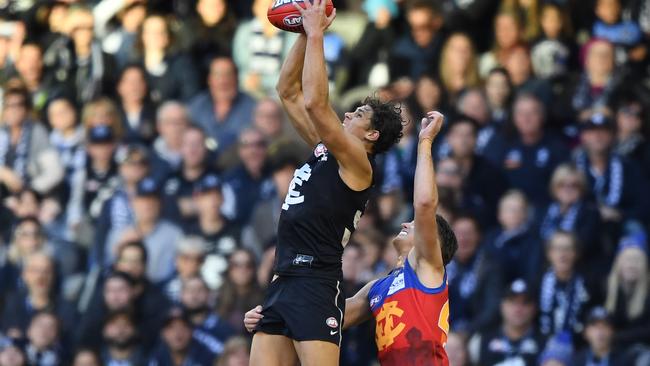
{"left": 249, "top": 0, "right": 404, "bottom": 365}
{"left": 247, "top": 112, "right": 458, "bottom": 365}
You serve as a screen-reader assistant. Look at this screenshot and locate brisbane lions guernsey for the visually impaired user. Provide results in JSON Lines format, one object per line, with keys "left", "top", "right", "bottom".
{"left": 274, "top": 142, "right": 374, "bottom": 281}
{"left": 368, "top": 258, "right": 450, "bottom": 366}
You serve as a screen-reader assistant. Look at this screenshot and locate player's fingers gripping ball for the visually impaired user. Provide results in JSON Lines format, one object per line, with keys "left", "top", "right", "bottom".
{"left": 268, "top": 0, "right": 335, "bottom": 33}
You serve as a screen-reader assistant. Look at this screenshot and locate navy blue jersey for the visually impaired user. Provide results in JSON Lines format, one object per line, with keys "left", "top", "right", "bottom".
{"left": 274, "top": 143, "right": 374, "bottom": 280}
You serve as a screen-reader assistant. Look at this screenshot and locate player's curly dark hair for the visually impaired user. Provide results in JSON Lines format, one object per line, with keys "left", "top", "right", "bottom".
{"left": 364, "top": 97, "right": 405, "bottom": 155}
{"left": 436, "top": 214, "right": 458, "bottom": 266}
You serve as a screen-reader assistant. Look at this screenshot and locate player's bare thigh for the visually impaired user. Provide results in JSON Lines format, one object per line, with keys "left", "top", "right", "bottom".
{"left": 250, "top": 332, "right": 299, "bottom": 366}
{"left": 293, "top": 340, "right": 340, "bottom": 366}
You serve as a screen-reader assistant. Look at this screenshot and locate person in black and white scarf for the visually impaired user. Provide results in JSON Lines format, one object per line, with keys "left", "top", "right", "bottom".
{"left": 537, "top": 231, "right": 592, "bottom": 339}
{"left": 574, "top": 112, "right": 649, "bottom": 242}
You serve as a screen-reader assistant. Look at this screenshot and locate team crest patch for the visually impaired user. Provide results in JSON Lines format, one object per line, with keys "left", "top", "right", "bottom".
{"left": 326, "top": 317, "right": 338, "bottom": 329}
{"left": 314, "top": 143, "right": 328, "bottom": 158}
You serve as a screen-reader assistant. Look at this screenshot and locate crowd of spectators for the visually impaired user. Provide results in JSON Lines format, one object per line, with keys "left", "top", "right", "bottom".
{"left": 0, "top": 0, "right": 649, "bottom": 365}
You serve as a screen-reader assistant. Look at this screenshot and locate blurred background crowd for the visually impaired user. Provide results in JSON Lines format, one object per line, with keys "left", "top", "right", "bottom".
{"left": 0, "top": 0, "right": 649, "bottom": 365}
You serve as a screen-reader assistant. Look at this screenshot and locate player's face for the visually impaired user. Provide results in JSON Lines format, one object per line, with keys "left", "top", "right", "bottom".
{"left": 393, "top": 221, "right": 415, "bottom": 256}
{"left": 343, "top": 105, "right": 378, "bottom": 143}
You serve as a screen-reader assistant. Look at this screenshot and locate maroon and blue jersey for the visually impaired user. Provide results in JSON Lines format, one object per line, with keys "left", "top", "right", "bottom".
{"left": 368, "top": 258, "right": 450, "bottom": 366}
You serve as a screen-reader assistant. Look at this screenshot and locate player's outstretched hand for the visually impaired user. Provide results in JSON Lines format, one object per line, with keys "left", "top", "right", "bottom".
{"left": 244, "top": 305, "right": 264, "bottom": 333}
{"left": 419, "top": 111, "right": 444, "bottom": 142}
{"left": 293, "top": 0, "right": 336, "bottom": 37}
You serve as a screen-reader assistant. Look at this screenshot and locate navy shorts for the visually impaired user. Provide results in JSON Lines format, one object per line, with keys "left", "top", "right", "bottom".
{"left": 255, "top": 275, "right": 345, "bottom": 346}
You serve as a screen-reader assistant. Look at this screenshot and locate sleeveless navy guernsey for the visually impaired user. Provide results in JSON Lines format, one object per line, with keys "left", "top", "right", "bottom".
{"left": 274, "top": 142, "right": 375, "bottom": 281}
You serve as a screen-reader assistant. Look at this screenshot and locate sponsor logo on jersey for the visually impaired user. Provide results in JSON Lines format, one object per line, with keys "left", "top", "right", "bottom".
{"left": 283, "top": 14, "right": 302, "bottom": 26}
{"left": 292, "top": 254, "right": 314, "bottom": 267}
{"left": 387, "top": 273, "right": 405, "bottom": 296}
{"left": 326, "top": 317, "right": 339, "bottom": 329}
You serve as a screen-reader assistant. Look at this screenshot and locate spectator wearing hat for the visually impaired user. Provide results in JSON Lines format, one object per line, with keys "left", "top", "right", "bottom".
{"left": 484, "top": 190, "right": 542, "bottom": 285}
{"left": 188, "top": 56, "right": 257, "bottom": 156}
{"left": 447, "top": 215, "right": 503, "bottom": 336}
{"left": 574, "top": 111, "right": 648, "bottom": 232}
{"left": 181, "top": 276, "right": 233, "bottom": 356}
{"left": 468, "top": 278, "right": 545, "bottom": 366}
{"left": 148, "top": 307, "right": 215, "bottom": 366}
{"left": 242, "top": 152, "right": 299, "bottom": 256}
{"left": 161, "top": 125, "right": 232, "bottom": 227}
{"left": 93, "top": 144, "right": 150, "bottom": 268}
{"left": 150, "top": 101, "right": 190, "bottom": 182}
{"left": 224, "top": 128, "right": 271, "bottom": 226}
{"left": 571, "top": 306, "right": 635, "bottom": 366}
{"left": 66, "top": 124, "right": 119, "bottom": 244}
{"left": 537, "top": 231, "right": 592, "bottom": 340}
{"left": 188, "top": 174, "right": 240, "bottom": 273}
{"left": 160, "top": 237, "right": 208, "bottom": 303}
{"left": 486, "top": 93, "right": 570, "bottom": 206}
{"left": 99, "top": 310, "right": 147, "bottom": 365}
{"left": 604, "top": 233, "right": 650, "bottom": 347}
{"left": 23, "top": 310, "right": 66, "bottom": 366}
{"left": 113, "top": 177, "right": 183, "bottom": 283}
{"left": 0, "top": 85, "right": 64, "bottom": 196}
{"left": 539, "top": 331, "right": 574, "bottom": 366}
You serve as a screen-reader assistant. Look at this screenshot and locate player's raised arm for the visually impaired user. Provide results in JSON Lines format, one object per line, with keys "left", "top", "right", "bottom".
{"left": 410, "top": 112, "right": 445, "bottom": 271}
{"left": 295, "top": 0, "right": 373, "bottom": 189}
{"left": 276, "top": 34, "right": 320, "bottom": 147}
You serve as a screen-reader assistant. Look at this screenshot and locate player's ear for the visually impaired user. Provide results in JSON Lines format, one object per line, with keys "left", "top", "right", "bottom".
{"left": 365, "top": 129, "right": 379, "bottom": 143}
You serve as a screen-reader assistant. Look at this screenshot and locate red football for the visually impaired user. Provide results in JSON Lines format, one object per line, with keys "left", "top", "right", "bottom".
{"left": 267, "top": 0, "right": 335, "bottom": 33}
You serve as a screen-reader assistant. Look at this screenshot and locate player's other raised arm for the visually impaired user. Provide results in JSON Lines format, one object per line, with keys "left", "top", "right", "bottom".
{"left": 411, "top": 112, "right": 445, "bottom": 271}
{"left": 276, "top": 34, "right": 320, "bottom": 147}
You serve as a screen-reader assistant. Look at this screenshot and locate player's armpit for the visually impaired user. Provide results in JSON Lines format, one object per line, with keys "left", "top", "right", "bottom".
{"left": 305, "top": 106, "right": 372, "bottom": 191}
{"left": 343, "top": 280, "right": 376, "bottom": 330}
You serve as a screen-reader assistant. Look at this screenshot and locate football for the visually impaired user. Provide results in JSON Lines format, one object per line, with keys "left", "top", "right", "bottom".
{"left": 267, "top": 0, "right": 335, "bottom": 33}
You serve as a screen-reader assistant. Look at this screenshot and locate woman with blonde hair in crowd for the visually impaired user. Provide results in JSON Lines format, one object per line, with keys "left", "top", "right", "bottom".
{"left": 605, "top": 233, "right": 650, "bottom": 347}
{"left": 539, "top": 164, "right": 602, "bottom": 267}
{"left": 439, "top": 33, "right": 480, "bottom": 103}
{"left": 216, "top": 336, "right": 250, "bottom": 366}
